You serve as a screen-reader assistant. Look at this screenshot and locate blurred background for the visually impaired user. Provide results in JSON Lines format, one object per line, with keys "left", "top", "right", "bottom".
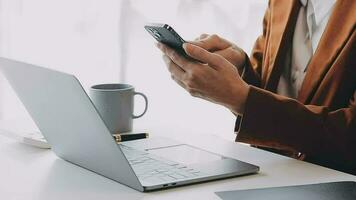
{"left": 0, "top": 0, "right": 267, "bottom": 141}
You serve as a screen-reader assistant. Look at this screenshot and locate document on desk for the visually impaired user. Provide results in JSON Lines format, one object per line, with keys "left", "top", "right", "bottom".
{"left": 215, "top": 181, "right": 356, "bottom": 200}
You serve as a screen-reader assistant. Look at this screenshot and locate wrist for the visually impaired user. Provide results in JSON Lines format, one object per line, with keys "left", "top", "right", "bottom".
{"left": 229, "top": 81, "right": 250, "bottom": 115}
{"left": 232, "top": 46, "right": 247, "bottom": 75}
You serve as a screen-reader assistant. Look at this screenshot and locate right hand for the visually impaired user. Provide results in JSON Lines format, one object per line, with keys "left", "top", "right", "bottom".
{"left": 190, "top": 34, "right": 246, "bottom": 74}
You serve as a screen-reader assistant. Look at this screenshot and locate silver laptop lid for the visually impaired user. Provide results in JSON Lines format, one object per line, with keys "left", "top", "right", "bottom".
{"left": 0, "top": 57, "right": 143, "bottom": 191}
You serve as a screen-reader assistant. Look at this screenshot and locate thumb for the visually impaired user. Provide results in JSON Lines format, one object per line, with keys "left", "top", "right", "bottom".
{"left": 189, "top": 34, "right": 231, "bottom": 51}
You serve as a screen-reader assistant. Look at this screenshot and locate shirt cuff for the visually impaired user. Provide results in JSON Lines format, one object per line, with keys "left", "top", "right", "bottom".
{"left": 234, "top": 114, "right": 244, "bottom": 135}
{"left": 239, "top": 54, "right": 248, "bottom": 78}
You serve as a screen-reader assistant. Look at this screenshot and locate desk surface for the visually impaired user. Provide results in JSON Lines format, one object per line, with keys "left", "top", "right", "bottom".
{"left": 0, "top": 120, "right": 355, "bottom": 200}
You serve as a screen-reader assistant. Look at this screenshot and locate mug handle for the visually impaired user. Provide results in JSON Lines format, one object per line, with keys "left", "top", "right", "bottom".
{"left": 133, "top": 92, "right": 148, "bottom": 119}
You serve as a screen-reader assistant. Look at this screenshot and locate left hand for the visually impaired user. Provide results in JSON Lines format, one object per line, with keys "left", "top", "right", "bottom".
{"left": 191, "top": 34, "right": 246, "bottom": 74}
{"left": 156, "top": 42, "right": 250, "bottom": 115}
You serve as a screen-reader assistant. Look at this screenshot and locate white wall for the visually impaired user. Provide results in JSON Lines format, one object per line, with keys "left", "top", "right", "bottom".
{"left": 0, "top": 0, "right": 267, "bottom": 140}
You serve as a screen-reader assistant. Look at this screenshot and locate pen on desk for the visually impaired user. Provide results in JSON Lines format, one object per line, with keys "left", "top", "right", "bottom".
{"left": 113, "top": 133, "right": 149, "bottom": 143}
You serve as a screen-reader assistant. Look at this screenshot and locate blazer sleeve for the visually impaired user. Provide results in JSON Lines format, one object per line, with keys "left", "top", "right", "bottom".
{"left": 235, "top": 86, "right": 356, "bottom": 171}
{"left": 235, "top": 2, "right": 271, "bottom": 131}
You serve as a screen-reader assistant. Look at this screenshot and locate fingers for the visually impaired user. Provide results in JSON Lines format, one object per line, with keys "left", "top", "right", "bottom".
{"left": 191, "top": 34, "right": 231, "bottom": 51}
{"left": 162, "top": 55, "right": 185, "bottom": 80}
{"left": 162, "top": 53, "right": 204, "bottom": 99}
{"left": 156, "top": 43, "right": 191, "bottom": 71}
{"left": 183, "top": 43, "right": 228, "bottom": 70}
{"left": 194, "top": 33, "right": 209, "bottom": 41}
{"left": 199, "top": 33, "right": 209, "bottom": 40}
{"left": 214, "top": 47, "right": 245, "bottom": 67}
{"left": 171, "top": 74, "right": 187, "bottom": 90}
{"left": 171, "top": 75, "right": 202, "bottom": 98}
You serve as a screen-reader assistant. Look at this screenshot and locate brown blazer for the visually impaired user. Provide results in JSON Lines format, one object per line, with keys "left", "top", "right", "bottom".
{"left": 235, "top": 0, "right": 356, "bottom": 174}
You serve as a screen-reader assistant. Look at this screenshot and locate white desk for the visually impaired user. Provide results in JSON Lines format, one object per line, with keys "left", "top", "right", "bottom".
{"left": 0, "top": 121, "right": 355, "bottom": 200}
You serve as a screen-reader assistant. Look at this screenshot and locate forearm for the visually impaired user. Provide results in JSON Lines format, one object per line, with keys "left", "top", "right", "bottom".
{"left": 235, "top": 86, "right": 356, "bottom": 164}
{"left": 229, "top": 53, "right": 261, "bottom": 115}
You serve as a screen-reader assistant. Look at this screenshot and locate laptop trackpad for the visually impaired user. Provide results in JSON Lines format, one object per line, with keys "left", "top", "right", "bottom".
{"left": 147, "top": 144, "right": 223, "bottom": 165}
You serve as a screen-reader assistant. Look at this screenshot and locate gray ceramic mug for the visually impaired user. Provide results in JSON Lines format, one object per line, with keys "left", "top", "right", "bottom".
{"left": 89, "top": 83, "right": 148, "bottom": 134}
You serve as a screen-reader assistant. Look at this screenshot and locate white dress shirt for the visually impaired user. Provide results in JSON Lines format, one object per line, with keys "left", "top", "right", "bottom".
{"left": 276, "top": 0, "right": 336, "bottom": 99}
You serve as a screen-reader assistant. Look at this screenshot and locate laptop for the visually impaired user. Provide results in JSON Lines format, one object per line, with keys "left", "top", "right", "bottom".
{"left": 0, "top": 57, "right": 259, "bottom": 192}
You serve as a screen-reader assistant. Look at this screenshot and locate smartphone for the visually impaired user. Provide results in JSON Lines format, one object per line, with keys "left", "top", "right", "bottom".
{"left": 144, "top": 23, "right": 190, "bottom": 58}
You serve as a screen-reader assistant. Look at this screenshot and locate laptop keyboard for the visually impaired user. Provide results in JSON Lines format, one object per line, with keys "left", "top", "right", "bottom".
{"left": 120, "top": 145, "right": 205, "bottom": 184}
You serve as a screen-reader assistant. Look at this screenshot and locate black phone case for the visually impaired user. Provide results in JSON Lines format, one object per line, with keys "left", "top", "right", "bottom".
{"left": 144, "top": 24, "right": 190, "bottom": 58}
